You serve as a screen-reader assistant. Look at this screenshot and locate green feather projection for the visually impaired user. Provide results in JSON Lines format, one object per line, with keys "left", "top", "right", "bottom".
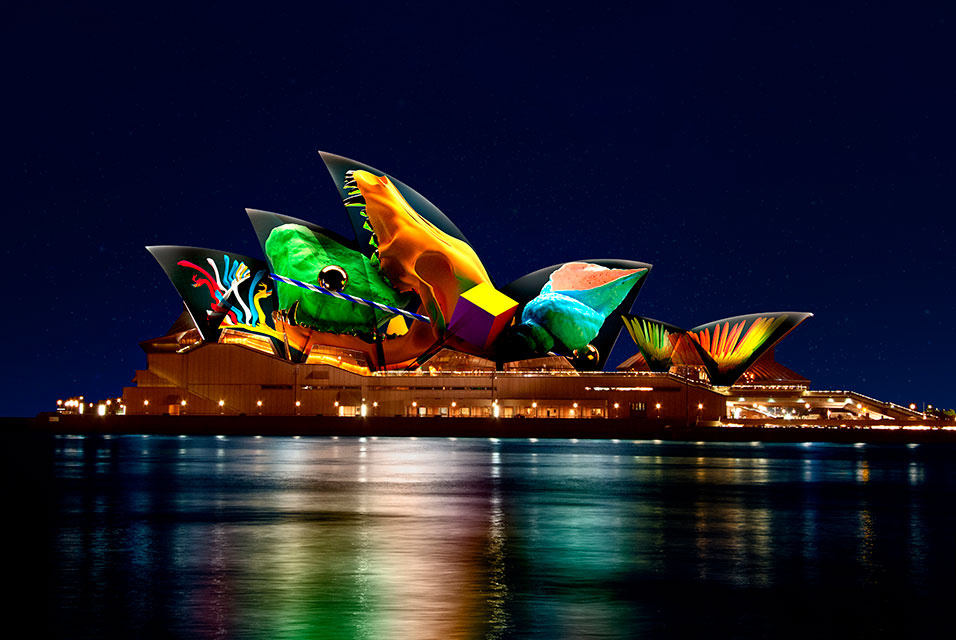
{"left": 622, "top": 315, "right": 683, "bottom": 372}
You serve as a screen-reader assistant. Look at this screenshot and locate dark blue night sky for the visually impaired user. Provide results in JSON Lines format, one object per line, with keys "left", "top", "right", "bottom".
{"left": 3, "top": 3, "right": 954, "bottom": 416}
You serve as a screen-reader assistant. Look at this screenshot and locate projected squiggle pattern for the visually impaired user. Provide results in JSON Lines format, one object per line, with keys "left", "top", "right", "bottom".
{"left": 177, "top": 255, "right": 280, "bottom": 338}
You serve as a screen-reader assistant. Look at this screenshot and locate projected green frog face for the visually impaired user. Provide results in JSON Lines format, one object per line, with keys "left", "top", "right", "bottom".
{"left": 266, "top": 223, "right": 414, "bottom": 336}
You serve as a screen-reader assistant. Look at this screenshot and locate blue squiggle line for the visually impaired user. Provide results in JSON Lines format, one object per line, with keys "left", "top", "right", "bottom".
{"left": 225, "top": 255, "right": 235, "bottom": 284}
{"left": 248, "top": 270, "right": 265, "bottom": 326}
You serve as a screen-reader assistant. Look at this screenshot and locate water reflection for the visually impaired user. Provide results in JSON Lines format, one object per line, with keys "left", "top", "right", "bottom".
{"left": 33, "top": 436, "right": 956, "bottom": 638}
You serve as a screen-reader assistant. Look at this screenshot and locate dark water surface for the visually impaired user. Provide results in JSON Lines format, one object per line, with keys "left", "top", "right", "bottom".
{"left": 12, "top": 435, "right": 956, "bottom": 639}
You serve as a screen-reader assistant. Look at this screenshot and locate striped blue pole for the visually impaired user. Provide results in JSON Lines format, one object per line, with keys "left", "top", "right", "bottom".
{"left": 270, "top": 273, "right": 431, "bottom": 324}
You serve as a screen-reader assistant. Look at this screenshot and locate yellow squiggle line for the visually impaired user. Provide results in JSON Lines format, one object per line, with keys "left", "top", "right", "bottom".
{"left": 253, "top": 284, "right": 272, "bottom": 325}
{"left": 226, "top": 284, "right": 285, "bottom": 340}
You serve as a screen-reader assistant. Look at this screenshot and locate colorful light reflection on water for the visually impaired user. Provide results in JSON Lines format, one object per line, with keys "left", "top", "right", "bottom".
{"left": 23, "top": 436, "right": 956, "bottom": 638}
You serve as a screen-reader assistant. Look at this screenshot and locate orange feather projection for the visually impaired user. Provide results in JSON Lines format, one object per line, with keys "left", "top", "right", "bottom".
{"left": 686, "top": 312, "right": 812, "bottom": 387}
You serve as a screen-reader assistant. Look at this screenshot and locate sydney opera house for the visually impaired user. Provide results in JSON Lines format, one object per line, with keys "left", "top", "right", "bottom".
{"left": 118, "top": 153, "right": 920, "bottom": 425}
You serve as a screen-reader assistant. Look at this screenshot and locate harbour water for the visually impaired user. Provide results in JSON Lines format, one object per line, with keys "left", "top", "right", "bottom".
{"left": 14, "top": 435, "right": 956, "bottom": 638}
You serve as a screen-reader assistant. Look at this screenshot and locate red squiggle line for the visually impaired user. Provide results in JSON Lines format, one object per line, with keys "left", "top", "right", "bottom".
{"left": 178, "top": 260, "right": 216, "bottom": 284}
{"left": 178, "top": 259, "right": 242, "bottom": 324}
{"left": 191, "top": 275, "right": 218, "bottom": 300}
{"left": 178, "top": 260, "right": 223, "bottom": 305}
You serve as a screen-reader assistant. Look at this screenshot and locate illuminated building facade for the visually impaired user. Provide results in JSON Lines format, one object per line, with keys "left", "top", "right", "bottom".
{"left": 120, "top": 152, "right": 921, "bottom": 423}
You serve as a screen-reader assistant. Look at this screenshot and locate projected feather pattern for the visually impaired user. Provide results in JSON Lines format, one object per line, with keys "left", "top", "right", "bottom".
{"left": 686, "top": 312, "right": 812, "bottom": 387}
{"left": 689, "top": 316, "right": 787, "bottom": 372}
{"left": 621, "top": 315, "right": 683, "bottom": 372}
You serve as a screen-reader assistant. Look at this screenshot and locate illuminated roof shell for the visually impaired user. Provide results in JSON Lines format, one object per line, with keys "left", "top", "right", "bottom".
{"left": 685, "top": 312, "right": 812, "bottom": 387}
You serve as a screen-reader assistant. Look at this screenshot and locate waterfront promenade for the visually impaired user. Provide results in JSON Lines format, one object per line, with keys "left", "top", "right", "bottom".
{"left": 12, "top": 414, "right": 956, "bottom": 444}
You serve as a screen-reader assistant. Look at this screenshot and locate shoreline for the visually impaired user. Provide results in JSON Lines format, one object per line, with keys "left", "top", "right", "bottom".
{"left": 8, "top": 414, "right": 956, "bottom": 445}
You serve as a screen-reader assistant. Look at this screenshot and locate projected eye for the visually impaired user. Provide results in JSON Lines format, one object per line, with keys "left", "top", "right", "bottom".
{"left": 319, "top": 265, "right": 348, "bottom": 292}
{"left": 573, "top": 344, "right": 599, "bottom": 363}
